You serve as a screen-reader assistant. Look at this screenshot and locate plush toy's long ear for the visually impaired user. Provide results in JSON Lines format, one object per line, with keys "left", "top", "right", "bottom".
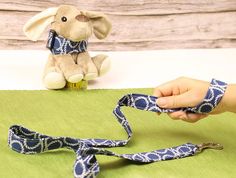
{"left": 23, "top": 7, "right": 58, "bottom": 41}
{"left": 81, "top": 11, "right": 112, "bottom": 39}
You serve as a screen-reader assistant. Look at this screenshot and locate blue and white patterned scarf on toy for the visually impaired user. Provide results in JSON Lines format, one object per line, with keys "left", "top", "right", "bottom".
{"left": 46, "top": 30, "right": 88, "bottom": 55}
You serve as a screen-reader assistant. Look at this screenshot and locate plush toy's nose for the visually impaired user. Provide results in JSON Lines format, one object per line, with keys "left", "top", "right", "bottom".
{"left": 75, "top": 15, "right": 89, "bottom": 22}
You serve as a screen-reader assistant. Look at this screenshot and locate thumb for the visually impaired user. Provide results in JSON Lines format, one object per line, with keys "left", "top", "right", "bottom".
{"left": 156, "top": 91, "right": 200, "bottom": 108}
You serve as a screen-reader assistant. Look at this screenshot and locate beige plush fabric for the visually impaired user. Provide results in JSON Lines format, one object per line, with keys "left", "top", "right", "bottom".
{"left": 23, "top": 5, "right": 111, "bottom": 89}
{"left": 23, "top": 7, "right": 58, "bottom": 41}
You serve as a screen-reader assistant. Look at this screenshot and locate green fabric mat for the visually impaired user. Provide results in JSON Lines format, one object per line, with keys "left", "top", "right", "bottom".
{"left": 0, "top": 89, "right": 236, "bottom": 178}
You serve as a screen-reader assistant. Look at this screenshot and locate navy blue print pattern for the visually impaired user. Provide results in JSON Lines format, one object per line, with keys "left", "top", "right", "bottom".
{"left": 119, "top": 79, "right": 227, "bottom": 114}
{"left": 46, "top": 30, "right": 87, "bottom": 55}
{"left": 8, "top": 126, "right": 196, "bottom": 178}
{"left": 188, "top": 79, "right": 227, "bottom": 113}
{"left": 8, "top": 79, "right": 226, "bottom": 178}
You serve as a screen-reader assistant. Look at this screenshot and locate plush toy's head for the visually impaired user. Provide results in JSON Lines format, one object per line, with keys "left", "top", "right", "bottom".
{"left": 23, "top": 5, "right": 112, "bottom": 42}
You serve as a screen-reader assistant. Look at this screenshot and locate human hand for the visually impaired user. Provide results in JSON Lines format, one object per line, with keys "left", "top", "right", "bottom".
{"left": 153, "top": 77, "right": 225, "bottom": 123}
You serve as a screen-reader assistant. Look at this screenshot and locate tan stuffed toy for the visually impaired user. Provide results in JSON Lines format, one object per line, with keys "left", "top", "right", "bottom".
{"left": 23, "top": 5, "right": 112, "bottom": 89}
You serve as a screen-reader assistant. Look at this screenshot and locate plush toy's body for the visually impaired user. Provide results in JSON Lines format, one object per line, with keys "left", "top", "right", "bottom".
{"left": 24, "top": 5, "right": 111, "bottom": 89}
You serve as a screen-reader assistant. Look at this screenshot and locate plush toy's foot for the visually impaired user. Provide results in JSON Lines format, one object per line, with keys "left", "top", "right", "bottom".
{"left": 68, "top": 74, "right": 83, "bottom": 83}
{"left": 44, "top": 72, "right": 66, "bottom": 89}
{"left": 84, "top": 73, "right": 98, "bottom": 80}
{"left": 92, "top": 55, "right": 111, "bottom": 76}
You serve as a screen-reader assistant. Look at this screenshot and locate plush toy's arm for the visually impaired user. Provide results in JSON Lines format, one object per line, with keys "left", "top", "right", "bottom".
{"left": 77, "top": 51, "right": 98, "bottom": 80}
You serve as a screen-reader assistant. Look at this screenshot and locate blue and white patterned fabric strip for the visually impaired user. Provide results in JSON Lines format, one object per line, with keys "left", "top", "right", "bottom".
{"left": 119, "top": 79, "right": 227, "bottom": 114}
{"left": 187, "top": 79, "right": 228, "bottom": 113}
{"left": 8, "top": 78, "right": 226, "bottom": 178}
{"left": 46, "top": 30, "right": 88, "bottom": 55}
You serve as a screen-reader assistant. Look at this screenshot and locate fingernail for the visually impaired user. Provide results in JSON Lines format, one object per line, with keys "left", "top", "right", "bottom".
{"left": 157, "top": 98, "right": 167, "bottom": 107}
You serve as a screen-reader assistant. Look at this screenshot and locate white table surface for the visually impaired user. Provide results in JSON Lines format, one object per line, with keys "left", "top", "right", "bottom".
{"left": 0, "top": 49, "right": 235, "bottom": 90}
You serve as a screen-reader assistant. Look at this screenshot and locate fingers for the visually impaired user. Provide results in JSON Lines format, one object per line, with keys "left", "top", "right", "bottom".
{"left": 167, "top": 110, "right": 187, "bottom": 120}
{"left": 167, "top": 111, "right": 207, "bottom": 123}
{"left": 153, "top": 77, "right": 210, "bottom": 123}
{"left": 153, "top": 77, "right": 209, "bottom": 109}
{"left": 185, "top": 113, "right": 207, "bottom": 122}
{"left": 156, "top": 90, "right": 200, "bottom": 109}
{"left": 153, "top": 88, "right": 163, "bottom": 98}
{"left": 153, "top": 81, "right": 174, "bottom": 97}
{"left": 153, "top": 78, "right": 186, "bottom": 98}
{"left": 153, "top": 77, "right": 191, "bottom": 98}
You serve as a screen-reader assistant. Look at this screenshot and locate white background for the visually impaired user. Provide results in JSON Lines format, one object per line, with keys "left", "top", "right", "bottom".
{"left": 0, "top": 49, "right": 235, "bottom": 90}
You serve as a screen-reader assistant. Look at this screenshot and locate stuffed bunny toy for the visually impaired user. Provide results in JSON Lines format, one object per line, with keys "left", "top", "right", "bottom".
{"left": 23, "top": 5, "right": 112, "bottom": 89}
